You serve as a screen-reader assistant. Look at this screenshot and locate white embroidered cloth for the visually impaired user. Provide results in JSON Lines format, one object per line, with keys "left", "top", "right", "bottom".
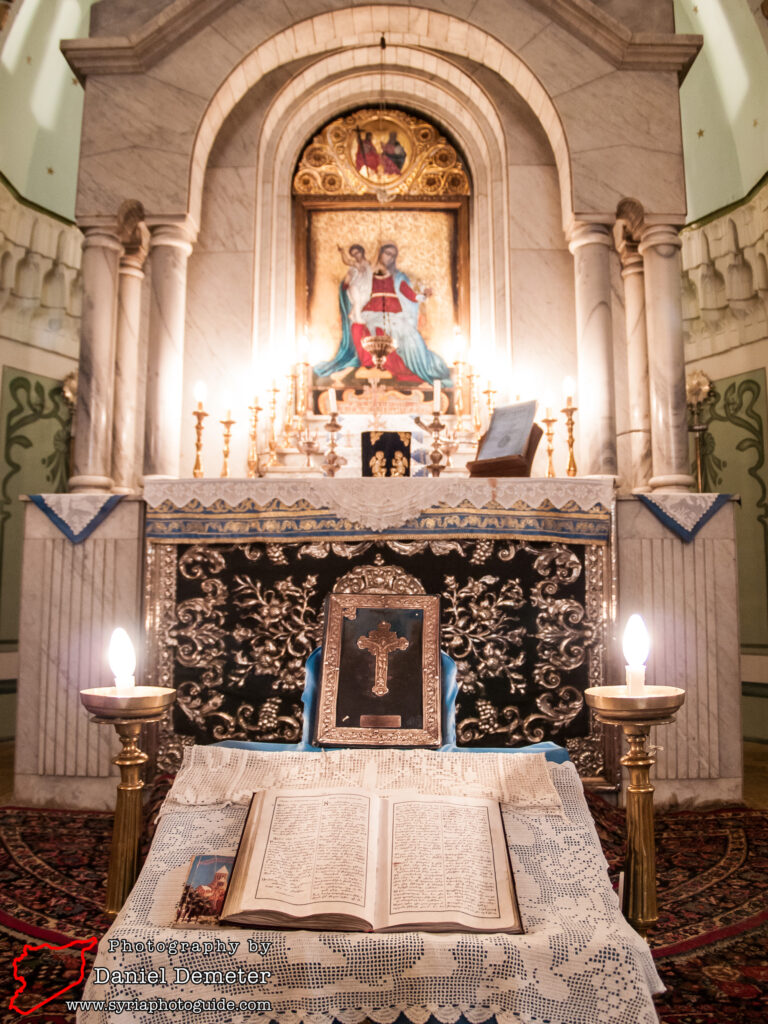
{"left": 161, "top": 746, "right": 564, "bottom": 815}
{"left": 143, "top": 478, "right": 615, "bottom": 532}
{"left": 30, "top": 494, "right": 119, "bottom": 536}
{"left": 80, "top": 759, "right": 663, "bottom": 1024}
{"left": 639, "top": 492, "right": 726, "bottom": 532}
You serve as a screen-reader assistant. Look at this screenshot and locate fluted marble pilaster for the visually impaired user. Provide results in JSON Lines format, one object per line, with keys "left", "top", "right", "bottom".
{"left": 620, "top": 244, "right": 652, "bottom": 492}
{"left": 144, "top": 223, "right": 193, "bottom": 479}
{"left": 638, "top": 225, "right": 693, "bottom": 491}
{"left": 69, "top": 226, "right": 121, "bottom": 492}
{"left": 112, "top": 252, "right": 145, "bottom": 493}
{"left": 568, "top": 223, "right": 617, "bottom": 476}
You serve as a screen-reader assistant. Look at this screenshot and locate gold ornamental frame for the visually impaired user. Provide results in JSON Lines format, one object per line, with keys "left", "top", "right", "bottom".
{"left": 316, "top": 593, "right": 442, "bottom": 748}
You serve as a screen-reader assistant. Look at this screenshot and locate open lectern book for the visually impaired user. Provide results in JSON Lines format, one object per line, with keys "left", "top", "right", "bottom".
{"left": 466, "top": 400, "right": 543, "bottom": 477}
{"left": 221, "top": 787, "right": 523, "bottom": 934}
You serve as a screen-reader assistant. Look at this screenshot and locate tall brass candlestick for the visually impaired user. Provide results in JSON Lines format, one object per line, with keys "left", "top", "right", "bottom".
{"left": 542, "top": 415, "right": 557, "bottom": 478}
{"left": 268, "top": 385, "right": 280, "bottom": 465}
{"left": 483, "top": 381, "right": 497, "bottom": 419}
{"left": 415, "top": 410, "right": 447, "bottom": 477}
{"left": 296, "top": 361, "right": 310, "bottom": 423}
{"left": 469, "top": 372, "right": 483, "bottom": 439}
{"left": 247, "top": 399, "right": 263, "bottom": 478}
{"left": 220, "top": 414, "right": 235, "bottom": 478}
{"left": 282, "top": 371, "right": 297, "bottom": 445}
{"left": 453, "top": 360, "right": 466, "bottom": 433}
{"left": 562, "top": 402, "right": 578, "bottom": 477}
{"left": 192, "top": 403, "right": 208, "bottom": 478}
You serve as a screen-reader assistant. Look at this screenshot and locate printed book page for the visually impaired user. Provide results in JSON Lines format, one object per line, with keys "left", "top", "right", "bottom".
{"left": 378, "top": 793, "right": 522, "bottom": 933}
{"left": 223, "top": 788, "right": 378, "bottom": 929}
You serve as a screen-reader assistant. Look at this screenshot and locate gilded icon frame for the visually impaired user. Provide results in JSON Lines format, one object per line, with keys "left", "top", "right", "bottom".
{"left": 315, "top": 592, "right": 442, "bottom": 748}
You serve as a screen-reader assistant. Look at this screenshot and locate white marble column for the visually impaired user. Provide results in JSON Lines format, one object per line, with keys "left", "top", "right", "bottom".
{"left": 143, "top": 222, "right": 193, "bottom": 479}
{"left": 112, "top": 231, "right": 148, "bottom": 493}
{"left": 638, "top": 224, "right": 694, "bottom": 491}
{"left": 620, "top": 243, "right": 652, "bottom": 491}
{"left": 568, "top": 223, "right": 618, "bottom": 476}
{"left": 69, "top": 225, "right": 122, "bottom": 492}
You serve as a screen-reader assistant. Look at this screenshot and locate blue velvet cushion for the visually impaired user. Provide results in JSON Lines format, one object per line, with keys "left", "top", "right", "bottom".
{"left": 215, "top": 647, "right": 569, "bottom": 763}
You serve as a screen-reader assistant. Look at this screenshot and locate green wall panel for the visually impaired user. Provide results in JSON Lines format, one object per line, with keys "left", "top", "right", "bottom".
{"left": 698, "top": 369, "right": 768, "bottom": 651}
{"left": 0, "top": 367, "right": 71, "bottom": 646}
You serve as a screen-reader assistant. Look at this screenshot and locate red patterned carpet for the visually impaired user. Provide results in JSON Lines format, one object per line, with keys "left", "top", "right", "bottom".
{"left": 0, "top": 797, "right": 767, "bottom": 1022}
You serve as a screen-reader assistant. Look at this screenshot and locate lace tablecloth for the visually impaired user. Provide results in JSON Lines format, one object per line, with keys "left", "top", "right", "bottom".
{"left": 79, "top": 754, "right": 661, "bottom": 1024}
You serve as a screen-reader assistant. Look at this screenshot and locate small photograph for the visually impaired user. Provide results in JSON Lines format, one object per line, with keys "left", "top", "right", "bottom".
{"left": 174, "top": 854, "right": 235, "bottom": 926}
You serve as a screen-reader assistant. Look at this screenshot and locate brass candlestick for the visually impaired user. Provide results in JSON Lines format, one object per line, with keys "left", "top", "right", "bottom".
{"left": 483, "top": 381, "right": 497, "bottom": 419}
{"left": 453, "top": 360, "right": 466, "bottom": 434}
{"left": 322, "top": 412, "right": 346, "bottom": 476}
{"left": 267, "top": 385, "right": 280, "bottom": 465}
{"left": 441, "top": 430, "right": 459, "bottom": 470}
{"left": 562, "top": 402, "right": 578, "bottom": 477}
{"left": 192, "top": 403, "right": 208, "bottom": 478}
{"left": 415, "top": 410, "right": 447, "bottom": 477}
{"left": 296, "top": 427, "right": 321, "bottom": 469}
{"left": 79, "top": 686, "right": 176, "bottom": 914}
{"left": 281, "top": 371, "right": 298, "bottom": 446}
{"left": 247, "top": 399, "right": 264, "bottom": 478}
{"left": 584, "top": 685, "right": 685, "bottom": 938}
{"left": 219, "top": 415, "right": 235, "bottom": 478}
{"left": 542, "top": 416, "right": 557, "bottom": 478}
{"left": 469, "top": 372, "right": 483, "bottom": 439}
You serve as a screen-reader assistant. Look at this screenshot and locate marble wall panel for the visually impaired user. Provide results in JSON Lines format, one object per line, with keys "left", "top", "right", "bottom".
{"left": 196, "top": 169, "right": 256, "bottom": 254}
{"left": 616, "top": 498, "right": 742, "bottom": 804}
{"left": 507, "top": 166, "right": 566, "bottom": 250}
{"left": 14, "top": 500, "right": 144, "bottom": 809}
{"left": 518, "top": 20, "right": 614, "bottom": 98}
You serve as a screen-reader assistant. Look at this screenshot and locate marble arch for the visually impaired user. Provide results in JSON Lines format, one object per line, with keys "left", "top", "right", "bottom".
{"left": 246, "top": 50, "right": 516, "bottom": 366}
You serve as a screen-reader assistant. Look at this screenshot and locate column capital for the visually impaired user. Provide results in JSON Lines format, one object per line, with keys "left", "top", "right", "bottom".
{"left": 81, "top": 225, "right": 122, "bottom": 254}
{"left": 567, "top": 222, "right": 614, "bottom": 254}
{"left": 638, "top": 224, "right": 682, "bottom": 256}
{"left": 146, "top": 214, "right": 198, "bottom": 250}
{"left": 619, "top": 241, "right": 644, "bottom": 278}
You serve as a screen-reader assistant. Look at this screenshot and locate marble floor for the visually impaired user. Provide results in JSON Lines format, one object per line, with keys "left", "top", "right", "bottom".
{"left": 0, "top": 739, "right": 766, "bottom": 808}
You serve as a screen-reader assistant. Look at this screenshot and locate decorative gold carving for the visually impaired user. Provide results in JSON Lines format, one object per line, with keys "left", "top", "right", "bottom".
{"left": 369, "top": 451, "right": 387, "bottom": 476}
{"left": 358, "top": 621, "right": 410, "bottom": 696}
{"left": 293, "top": 108, "right": 470, "bottom": 199}
{"left": 333, "top": 555, "right": 425, "bottom": 595}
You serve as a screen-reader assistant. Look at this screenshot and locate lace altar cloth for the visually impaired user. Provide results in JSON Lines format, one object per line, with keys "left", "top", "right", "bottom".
{"left": 160, "top": 746, "right": 565, "bottom": 814}
{"left": 80, "top": 756, "right": 663, "bottom": 1024}
{"left": 143, "top": 478, "right": 614, "bottom": 543}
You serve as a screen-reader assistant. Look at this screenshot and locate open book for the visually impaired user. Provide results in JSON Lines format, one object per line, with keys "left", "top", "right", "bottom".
{"left": 466, "top": 400, "right": 543, "bottom": 477}
{"left": 221, "top": 788, "right": 523, "bottom": 933}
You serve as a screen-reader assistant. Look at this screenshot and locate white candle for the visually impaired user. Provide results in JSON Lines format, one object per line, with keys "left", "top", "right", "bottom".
{"left": 327, "top": 387, "right": 337, "bottom": 414}
{"left": 623, "top": 614, "right": 650, "bottom": 696}
{"left": 193, "top": 380, "right": 206, "bottom": 410}
{"left": 562, "top": 376, "right": 576, "bottom": 408}
{"left": 433, "top": 379, "right": 441, "bottom": 412}
{"left": 108, "top": 627, "right": 136, "bottom": 693}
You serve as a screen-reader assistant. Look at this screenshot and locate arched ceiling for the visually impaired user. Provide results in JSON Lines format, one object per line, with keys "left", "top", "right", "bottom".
{"left": 1, "top": 0, "right": 765, "bottom": 224}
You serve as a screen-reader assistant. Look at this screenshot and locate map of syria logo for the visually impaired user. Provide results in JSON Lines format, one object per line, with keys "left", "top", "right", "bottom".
{"left": 10, "top": 937, "right": 98, "bottom": 1015}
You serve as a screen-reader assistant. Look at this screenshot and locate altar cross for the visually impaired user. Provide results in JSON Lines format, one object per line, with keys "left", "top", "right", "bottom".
{"left": 357, "top": 621, "right": 409, "bottom": 696}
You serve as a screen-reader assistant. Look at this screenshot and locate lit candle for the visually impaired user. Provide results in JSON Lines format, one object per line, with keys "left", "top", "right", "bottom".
{"left": 327, "top": 387, "right": 337, "bottom": 414}
{"left": 109, "top": 627, "right": 136, "bottom": 694}
{"left": 433, "top": 379, "right": 441, "bottom": 413}
{"left": 562, "top": 376, "right": 575, "bottom": 408}
{"left": 225, "top": 408, "right": 232, "bottom": 421}
{"left": 194, "top": 381, "right": 206, "bottom": 411}
{"left": 623, "top": 614, "right": 650, "bottom": 696}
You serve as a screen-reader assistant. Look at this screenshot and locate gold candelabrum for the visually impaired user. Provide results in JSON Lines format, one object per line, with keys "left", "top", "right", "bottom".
{"left": 296, "top": 361, "right": 310, "bottom": 427}
{"left": 192, "top": 401, "right": 208, "bottom": 478}
{"left": 453, "top": 360, "right": 466, "bottom": 434}
{"left": 562, "top": 401, "right": 578, "bottom": 477}
{"left": 584, "top": 685, "right": 686, "bottom": 938}
{"left": 415, "top": 410, "right": 447, "bottom": 477}
{"left": 79, "top": 686, "right": 176, "bottom": 914}
{"left": 542, "top": 415, "right": 557, "bottom": 478}
{"left": 219, "top": 414, "right": 235, "bottom": 478}
{"left": 322, "top": 411, "right": 346, "bottom": 477}
{"left": 296, "top": 427, "right": 321, "bottom": 469}
{"left": 247, "top": 399, "right": 265, "bottom": 478}
{"left": 469, "top": 371, "right": 483, "bottom": 440}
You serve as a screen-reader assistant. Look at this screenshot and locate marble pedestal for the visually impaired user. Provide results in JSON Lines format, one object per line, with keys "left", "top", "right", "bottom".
{"left": 13, "top": 499, "right": 145, "bottom": 810}
{"left": 616, "top": 496, "right": 742, "bottom": 804}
